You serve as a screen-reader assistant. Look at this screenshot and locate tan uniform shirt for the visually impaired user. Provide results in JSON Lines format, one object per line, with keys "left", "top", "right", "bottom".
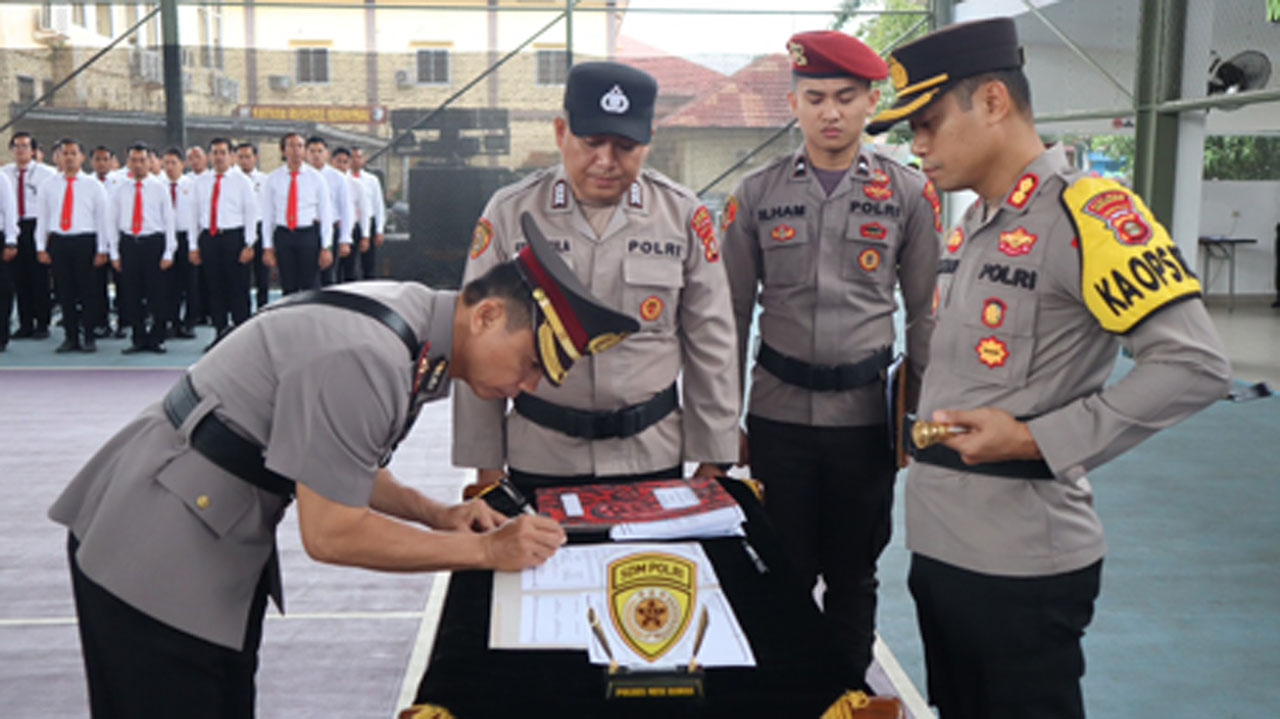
{"left": 906, "top": 144, "right": 1231, "bottom": 577}
{"left": 452, "top": 165, "right": 739, "bottom": 476}
{"left": 49, "top": 282, "right": 456, "bottom": 649}
{"left": 722, "top": 146, "right": 940, "bottom": 426}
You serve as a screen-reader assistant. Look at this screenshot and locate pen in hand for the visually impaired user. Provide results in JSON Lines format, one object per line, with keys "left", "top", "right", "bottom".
{"left": 498, "top": 475, "right": 537, "bottom": 516}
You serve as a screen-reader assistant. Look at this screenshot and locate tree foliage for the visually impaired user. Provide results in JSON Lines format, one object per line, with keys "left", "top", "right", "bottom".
{"left": 1203, "top": 136, "right": 1280, "bottom": 180}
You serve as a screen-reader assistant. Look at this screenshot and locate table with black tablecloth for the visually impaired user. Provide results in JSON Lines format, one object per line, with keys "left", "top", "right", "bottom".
{"left": 409, "top": 477, "right": 866, "bottom": 718}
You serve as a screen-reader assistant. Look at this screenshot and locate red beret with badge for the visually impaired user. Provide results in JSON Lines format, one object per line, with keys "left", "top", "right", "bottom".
{"left": 787, "top": 30, "right": 888, "bottom": 81}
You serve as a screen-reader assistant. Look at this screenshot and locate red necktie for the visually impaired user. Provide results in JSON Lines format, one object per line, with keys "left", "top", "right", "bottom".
{"left": 131, "top": 181, "right": 144, "bottom": 235}
{"left": 170, "top": 181, "right": 177, "bottom": 206}
{"left": 16, "top": 168, "right": 25, "bottom": 217}
{"left": 59, "top": 176, "right": 74, "bottom": 232}
{"left": 210, "top": 173, "right": 222, "bottom": 234}
{"left": 286, "top": 170, "right": 299, "bottom": 230}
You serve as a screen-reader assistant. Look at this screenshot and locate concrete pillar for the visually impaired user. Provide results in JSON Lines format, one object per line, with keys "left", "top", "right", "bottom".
{"left": 1169, "top": 0, "right": 1214, "bottom": 271}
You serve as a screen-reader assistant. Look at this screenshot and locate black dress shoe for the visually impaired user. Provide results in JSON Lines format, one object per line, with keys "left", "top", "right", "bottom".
{"left": 11, "top": 328, "right": 34, "bottom": 339}
{"left": 91, "top": 326, "right": 111, "bottom": 339}
{"left": 32, "top": 327, "right": 49, "bottom": 339}
{"left": 81, "top": 338, "right": 97, "bottom": 353}
{"left": 55, "top": 339, "right": 81, "bottom": 353}
{"left": 173, "top": 327, "right": 196, "bottom": 340}
{"left": 146, "top": 344, "right": 168, "bottom": 354}
{"left": 113, "top": 327, "right": 128, "bottom": 339}
{"left": 122, "top": 345, "right": 147, "bottom": 355}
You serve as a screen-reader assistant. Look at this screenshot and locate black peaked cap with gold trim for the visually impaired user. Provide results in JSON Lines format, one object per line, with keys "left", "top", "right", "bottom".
{"left": 513, "top": 211, "right": 640, "bottom": 386}
{"left": 866, "top": 17, "right": 1023, "bottom": 135}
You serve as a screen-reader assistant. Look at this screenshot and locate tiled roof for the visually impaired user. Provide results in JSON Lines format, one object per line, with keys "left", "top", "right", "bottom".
{"left": 658, "top": 53, "right": 793, "bottom": 129}
{"left": 613, "top": 35, "right": 727, "bottom": 101}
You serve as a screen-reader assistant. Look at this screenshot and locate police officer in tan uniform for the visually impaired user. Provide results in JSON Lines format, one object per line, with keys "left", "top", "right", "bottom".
{"left": 866, "top": 18, "right": 1231, "bottom": 719}
{"left": 48, "top": 217, "right": 635, "bottom": 718}
{"left": 454, "top": 62, "right": 739, "bottom": 497}
{"left": 721, "top": 30, "right": 940, "bottom": 683}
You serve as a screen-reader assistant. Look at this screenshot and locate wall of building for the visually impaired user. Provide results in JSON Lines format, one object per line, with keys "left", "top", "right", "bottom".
{"left": 1198, "top": 180, "right": 1280, "bottom": 296}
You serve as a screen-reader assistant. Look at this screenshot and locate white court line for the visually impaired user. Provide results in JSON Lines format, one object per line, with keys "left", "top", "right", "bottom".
{"left": 396, "top": 570, "right": 453, "bottom": 710}
{"left": 874, "top": 633, "right": 935, "bottom": 719}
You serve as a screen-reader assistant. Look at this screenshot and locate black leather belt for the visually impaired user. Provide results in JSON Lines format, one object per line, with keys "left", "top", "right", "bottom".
{"left": 163, "top": 374, "right": 296, "bottom": 498}
{"left": 514, "top": 384, "right": 678, "bottom": 440}
{"left": 121, "top": 232, "right": 164, "bottom": 242}
{"left": 758, "top": 343, "right": 892, "bottom": 392}
{"left": 903, "top": 415, "right": 1054, "bottom": 480}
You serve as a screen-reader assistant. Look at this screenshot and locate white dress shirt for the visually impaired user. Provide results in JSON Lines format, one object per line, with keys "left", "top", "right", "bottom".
{"left": 0, "top": 160, "right": 59, "bottom": 221}
{"left": 344, "top": 169, "right": 373, "bottom": 237}
{"left": 106, "top": 175, "right": 178, "bottom": 261}
{"left": 259, "top": 163, "right": 333, "bottom": 249}
{"left": 190, "top": 169, "right": 258, "bottom": 245}
{"left": 0, "top": 173, "right": 18, "bottom": 245}
{"left": 35, "top": 172, "right": 110, "bottom": 253}
{"left": 163, "top": 174, "right": 197, "bottom": 239}
{"left": 318, "top": 163, "right": 354, "bottom": 245}
{"left": 353, "top": 169, "right": 386, "bottom": 236}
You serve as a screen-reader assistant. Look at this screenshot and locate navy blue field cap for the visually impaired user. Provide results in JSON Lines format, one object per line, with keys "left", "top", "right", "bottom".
{"left": 563, "top": 62, "right": 658, "bottom": 145}
{"left": 866, "top": 17, "right": 1024, "bottom": 135}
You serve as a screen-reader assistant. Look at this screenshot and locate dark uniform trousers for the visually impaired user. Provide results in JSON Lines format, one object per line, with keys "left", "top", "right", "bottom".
{"left": 507, "top": 465, "right": 682, "bottom": 505}
{"left": 319, "top": 222, "right": 342, "bottom": 287}
{"left": 1, "top": 232, "right": 11, "bottom": 346}
{"left": 68, "top": 533, "right": 269, "bottom": 719}
{"left": 249, "top": 223, "right": 270, "bottom": 311}
{"left": 92, "top": 261, "right": 114, "bottom": 332}
{"left": 118, "top": 232, "right": 169, "bottom": 347}
{"left": 14, "top": 218, "right": 51, "bottom": 333}
{"left": 273, "top": 224, "right": 321, "bottom": 295}
{"left": 747, "top": 415, "right": 896, "bottom": 680}
{"left": 48, "top": 232, "right": 103, "bottom": 342}
{"left": 359, "top": 225, "right": 377, "bottom": 280}
{"left": 169, "top": 231, "right": 199, "bottom": 331}
{"left": 334, "top": 225, "right": 361, "bottom": 283}
{"left": 908, "top": 554, "right": 1102, "bottom": 719}
{"left": 197, "top": 228, "right": 250, "bottom": 333}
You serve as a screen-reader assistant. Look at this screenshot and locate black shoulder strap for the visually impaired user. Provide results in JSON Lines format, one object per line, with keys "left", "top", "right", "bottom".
{"left": 270, "top": 289, "right": 421, "bottom": 359}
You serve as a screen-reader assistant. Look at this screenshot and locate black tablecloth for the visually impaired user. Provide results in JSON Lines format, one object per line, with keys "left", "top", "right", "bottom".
{"left": 412, "top": 477, "right": 862, "bottom": 718}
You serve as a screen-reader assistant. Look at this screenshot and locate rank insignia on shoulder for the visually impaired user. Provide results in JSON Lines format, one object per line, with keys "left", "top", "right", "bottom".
{"left": 793, "top": 156, "right": 808, "bottom": 178}
{"left": 469, "top": 218, "right": 493, "bottom": 259}
{"left": 981, "top": 297, "right": 1006, "bottom": 328}
{"left": 1007, "top": 172, "right": 1038, "bottom": 209}
{"left": 719, "top": 195, "right": 738, "bottom": 233}
{"left": 1063, "top": 177, "right": 1201, "bottom": 334}
{"left": 639, "top": 295, "right": 664, "bottom": 321}
{"left": 858, "top": 246, "right": 881, "bottom": 272}
{"left": 975, "top": 336, "right": 1009, "bottom": 368}
{"left": 628, "top": 181, "right": 643, "bottom": 209}
{"left": 551, "top": 180, "right": 569, "bottom": 209}
{"left": 946, "top": 227, "right": 964, "bottom": 253}
{"left": 771, "top": 223, "right": 796, "bottom": 242}
{"left": 923, "top": 180, "right": 942, "bottom": 232}
{"left": 998, "top": 227, "right": 1038, "bottom": 257}
{"left": 860, "top": 222, "right": 887, "bottom": 240}
{"left": 691, "top": 205, "right": 719, "bottom": 262}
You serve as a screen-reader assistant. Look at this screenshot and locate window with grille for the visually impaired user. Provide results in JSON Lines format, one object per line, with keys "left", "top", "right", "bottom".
{"left": 416, "top": 49, "right": 449, "bottom": 85}
{"left": 296, "top": 48, "right": 330, "bottom": 84}
{"left": 17, "top": 76, "right": 36, "bottom": 106}
{"left": 536, "top": 49, "right": 568, "bottom": 86}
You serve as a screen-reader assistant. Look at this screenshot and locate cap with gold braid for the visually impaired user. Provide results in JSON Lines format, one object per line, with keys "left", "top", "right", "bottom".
{"left": 512, "top": 211, "right": 640, "bottom": 386}
{"left": 866, "top": 17, "right": 1024, "bottom": 135}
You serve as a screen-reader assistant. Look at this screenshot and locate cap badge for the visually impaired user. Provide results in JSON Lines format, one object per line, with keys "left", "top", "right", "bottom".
{"left": 600, "top": 84, "right": 630, "bottom": 114}
{"left": 887, "top": 55, "right": 908, "bottom": 91}
{"left": 788, "top": 41, "right": 808, "bottom": 67}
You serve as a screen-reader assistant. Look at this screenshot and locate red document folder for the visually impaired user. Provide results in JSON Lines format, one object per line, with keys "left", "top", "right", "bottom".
{"left": 535, "top": 476, "right": 740, "bottom": 531}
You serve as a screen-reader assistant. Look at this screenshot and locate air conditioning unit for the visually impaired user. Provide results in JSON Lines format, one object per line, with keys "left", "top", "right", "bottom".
{"left": 268, "top": 74, "right": 292, "bottom": 92}
{"left": 213, "top": 75, "right": 239, "bottom": 103}
{"left": 35, "top": 4, "right": 71, "bottom": 42}
{"left": 394, "top": 68, "right": 413, "bottom": 88}
{"left": 130, "top": 49, "right": 163, "bottom": 86}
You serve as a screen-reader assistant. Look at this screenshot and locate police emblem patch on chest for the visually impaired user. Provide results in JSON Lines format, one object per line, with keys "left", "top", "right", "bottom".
{"left": 639, "top": 295, "right": 664, "bottom": 321}
{"left": 608, "top": 552, "right": 697, "bottom": 662}
{"left": 860, "top": 222, "right": 887, "bottom": 240}
{"left": 998, "top": 227, "right": 1038, "bottom": 257}
{"left": 864, "top": 170, "right": 893, "bottom": 201}
{"left": 691, "top": 205, "right": 719, "bottom": 262}
{"left": 975, "top": 336, "right": 1009, "bottom": 368}
{"left": 981, "top": 297, "right": 1006, "bottom": 328}
{"left": 858, "top": 247, "right": 881, "bottom": 272}
{"left": 946, "top": 227, "right": 964, "bottom": 253}
{"left": 771, "top": 223, "right": 796, "bottom": 242}
{"left": 469, "top": 218, "right": 493, "bottom": 259}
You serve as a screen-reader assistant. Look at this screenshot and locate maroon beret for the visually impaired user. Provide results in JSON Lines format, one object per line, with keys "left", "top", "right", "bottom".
{"left": 787, "top": 30, "right": 888, "bottom": 81}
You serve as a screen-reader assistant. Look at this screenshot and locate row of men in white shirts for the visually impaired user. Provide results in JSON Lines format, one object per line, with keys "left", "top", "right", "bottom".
{"left": 0, "top": 132, "right": 386, "bottom": 353}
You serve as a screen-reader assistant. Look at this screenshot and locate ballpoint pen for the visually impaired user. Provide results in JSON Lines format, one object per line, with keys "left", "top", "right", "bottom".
{"left": 687, "top": 605, "right": 710, "bottom": 671}
{"left": 497, "top": 474, "right": 537, "bottom": 516}
{"left": 587, "top": 606, "right": 618, "bottom": 674}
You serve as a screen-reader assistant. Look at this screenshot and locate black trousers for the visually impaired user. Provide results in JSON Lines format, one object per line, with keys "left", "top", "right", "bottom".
{"left": 169, "top": 232, "right": 199, "bottom": 329}
{"left": 359, "top": 228, "right": 378, "bottom": 279}
{"left": 119, "top": 233, "right": 169, "bottom": 347}
{"left": 746, "top": 414, "right": 896, "bottom": 681}
{"left": 319, "top": 222, "right": 342, "bottom": 287}
{"left": 68, "top": 534, "right": 270, "bottom": 719}
{"left": 249, "top": 224, "right": 270, "bottom": 311}
{"left": 335, "top": 225, "right": 361, "bottom": 283}
{"left": 909, "top": 554, "right": 1102, "bottom": 719}
{"left": 13, "top": 218, "right": 51, "bottom": 332}
{"left": 48, "top": 233, "right": 102, "bottom": 340}
{"left": 507, "top": 464, "right": 683, "bottom": 504}
{"left": 1, "top": 235, "right": 12, "bottom": 345}
{"left": 1273, "top": 222, "right": 1279, "bottom": 299}
{"left": 197, "top": 228, "right": 250, "bottom": 332}
{"left": 91, "top": 262, "right": 112, "bottom": 329}
{"left": 274, "top": 225, "right": 321, "bottom": 295}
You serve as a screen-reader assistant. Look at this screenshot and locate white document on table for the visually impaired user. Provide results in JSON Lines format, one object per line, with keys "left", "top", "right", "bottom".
{"left": 489, "top": 542, "right": 754, "bottom": 668}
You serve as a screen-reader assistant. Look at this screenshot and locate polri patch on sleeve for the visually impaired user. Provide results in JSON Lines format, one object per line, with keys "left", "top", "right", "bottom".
{"left": 691, "top": 205, "right": 719, "bottom": 262}
{"left": 469, "top": 218, "right": 493, "bottom": 259}
{"left": 1062, "top": 176, "right": 1201, "bottom": 334}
